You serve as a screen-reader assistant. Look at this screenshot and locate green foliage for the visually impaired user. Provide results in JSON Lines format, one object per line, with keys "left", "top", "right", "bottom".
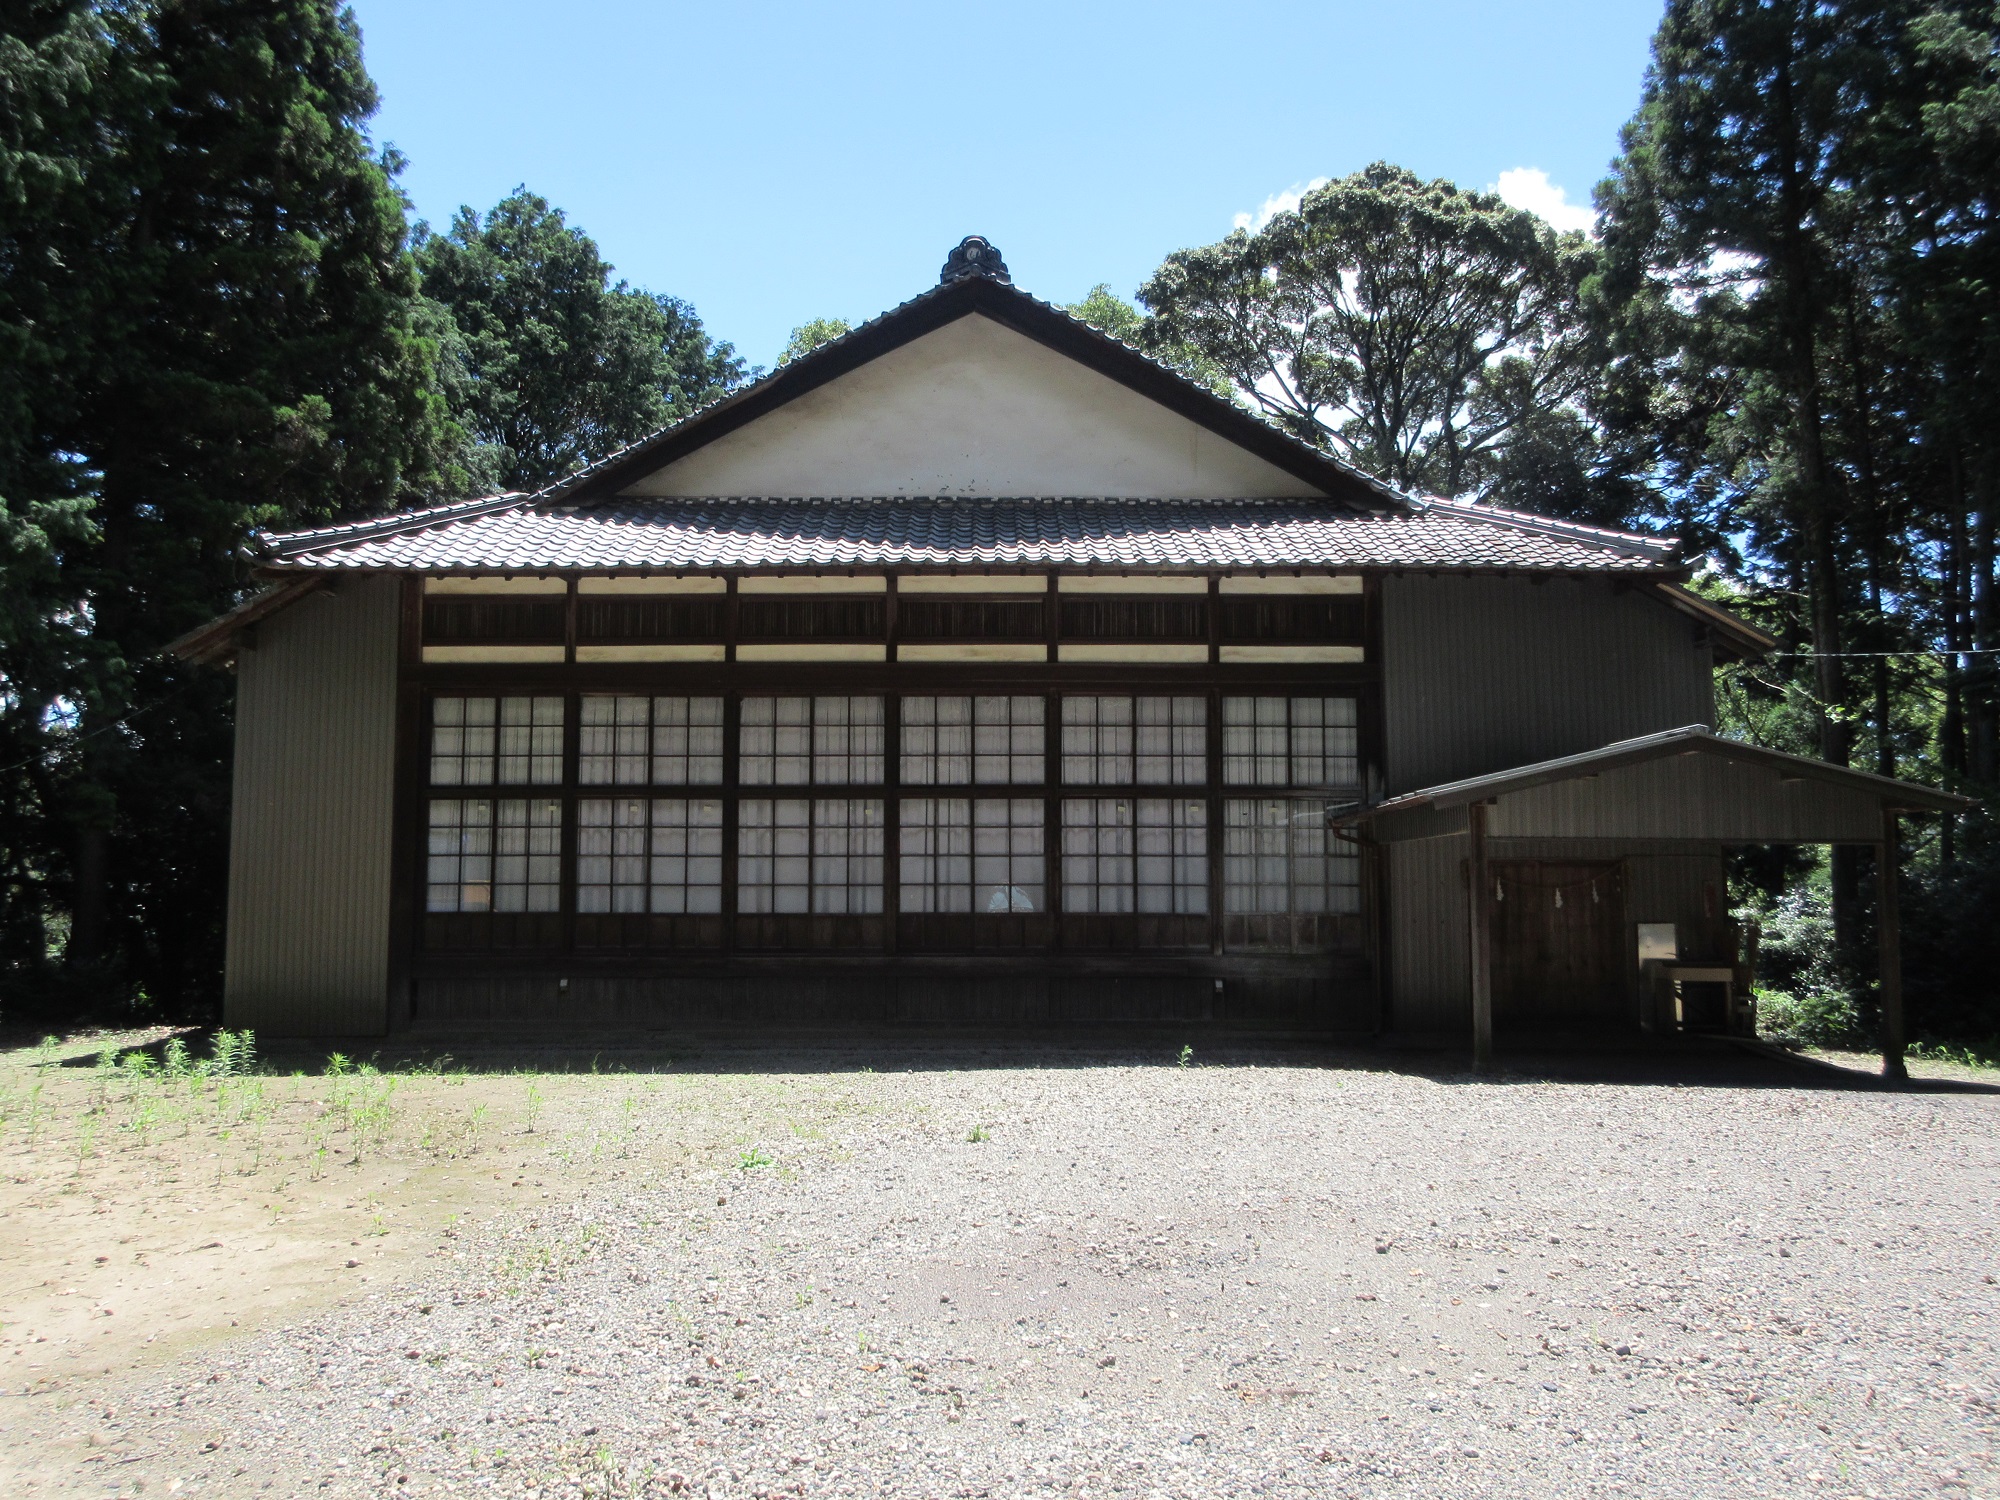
{"left": 1904, "top": 818, "right": 2000, "bottom": 1049}
{"left": 965, "top": 1124, "right": 990, "bottom": 1143}
{"left": 1065, "top": 285, "right": 1233, "bottom": 399}
{"left": 0, "top": 17, "right": 746, "bottom": 1021}
{"left": 1139, "top": 163, "right": 1617, "bottom": 515}
{"left": 415, "top": 189, "right": 746, "bottom": 493}
{"left": 1908, "top": 1038, "right": 1999, "bottom": 1070}
{"left": 738, "top": 1144, "right": 774, "bottom": 1170}
{"left": 1757, "top": 987, "right": 1863, "bottom": 1049}
{"left": 1, "top": 0, "right": 459, "bottom": 1017}
{"left": 1067, "top": 285, "right": 1143, "bottom": 344}
{"left": 1596, "top": 0, "right": 2000, "bottom": 1039}
{"left": 207, "top": 1028, "right": 257, "bottom": 1079}
{"left": 777, "top": 317, "right": 852, "bottom": 365}
{"left": 1746, "top": 880, "right": 1844, "bottom": 995}
{"left": 1746, "top": 877, "right": 1864, "bottom": 1048}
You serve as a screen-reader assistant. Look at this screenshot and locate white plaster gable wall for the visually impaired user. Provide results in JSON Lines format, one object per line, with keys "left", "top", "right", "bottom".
{"left": 622, "top": 313, "right": 1327, "bottom": 499}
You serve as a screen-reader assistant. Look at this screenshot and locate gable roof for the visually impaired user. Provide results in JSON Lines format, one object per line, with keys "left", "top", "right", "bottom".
{"left": 174, "top": 244, "right": 1760, "bottom": 660}
{"left": 542, "top": 271, "right": 1411, "bottom": 513}
{"left": 250, "top": 249, "right": 1695, "bottom": 580}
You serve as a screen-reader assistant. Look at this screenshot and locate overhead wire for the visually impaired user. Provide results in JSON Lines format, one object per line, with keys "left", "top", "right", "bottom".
{"left": 0, "top": 676, "right": 206, "bottom": 779}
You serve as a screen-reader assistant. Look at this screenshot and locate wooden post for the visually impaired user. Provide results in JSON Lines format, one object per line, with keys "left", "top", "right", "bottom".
{"left": 1877, "top": 809, "right": 1906, "bottom": 1082}
{"left": 1468, "top": 799, "right": 1494, "bottom": 1073}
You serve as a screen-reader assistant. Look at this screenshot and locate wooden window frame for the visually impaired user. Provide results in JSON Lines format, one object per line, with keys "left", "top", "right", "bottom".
{"left": 398, "top": 573, "right": 1384, "bottom": 972}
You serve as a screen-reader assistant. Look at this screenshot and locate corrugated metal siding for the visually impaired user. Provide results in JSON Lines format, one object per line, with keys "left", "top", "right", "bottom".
{"left": 1381, "top": 575, "right": 1714, "bottom": 793}
{"left": 1623, "top": 849, "right": 1722, "bottom": 937}
{"left": 1497, "top": 838, "right": 1724, "bottom": 1021}
{"left": 1385, "top": 834, "right": 1726, "bottom": 1037}
{"left": 224, "top": 576, "right": 400, "bottom": 1035}
{"left": 1490, "top": 756, "right": 1886, "bottom": 843}
{"left": 1387, "top": 835, "right": 1470, "bottom": 1035}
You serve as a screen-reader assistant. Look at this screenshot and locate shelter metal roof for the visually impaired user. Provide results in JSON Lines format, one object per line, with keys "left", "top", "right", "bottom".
{"left": 1339, "top": 726, "right": 1972, "bottom": 846}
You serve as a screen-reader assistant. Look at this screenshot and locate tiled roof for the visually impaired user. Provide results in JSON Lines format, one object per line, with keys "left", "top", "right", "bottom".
{"left": 259, "top": 495, "right": 1679, "bottom": 574}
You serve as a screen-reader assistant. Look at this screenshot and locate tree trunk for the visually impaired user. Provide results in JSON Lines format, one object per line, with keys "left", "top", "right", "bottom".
{"left": 1971, "top": 449, "right": 1997, "bottom": 785}
{"left": 1869, "top": 568, "right": 1893, "bottom": 779}
{"left": 1846, "top": 291, "right": 1892, "bottom": 782}
{"left": 1941, "top": 462, "right": 1971, "bottom": 865}
{"left": 1772, "top": 43, "right": 1861, "bottom": 964}
{"left": 68, "top": 822, "right": 108, "bottom": 972}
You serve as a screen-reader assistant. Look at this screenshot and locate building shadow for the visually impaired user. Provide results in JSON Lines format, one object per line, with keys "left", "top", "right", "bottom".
{"left": 141, "top": 1028, "right": 1989, "bottom": 1094}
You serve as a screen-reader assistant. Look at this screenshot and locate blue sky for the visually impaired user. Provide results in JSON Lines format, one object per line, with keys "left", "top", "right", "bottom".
{"left": 348, "top": 0, "right": 1663, "bottom": 371}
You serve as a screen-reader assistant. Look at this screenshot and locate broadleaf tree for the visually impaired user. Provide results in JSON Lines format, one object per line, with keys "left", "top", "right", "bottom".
{"left": 1065, "top": 284, "right": 1235, "bottom": 398}
{"left": 1138, "top": 163, "right": 1617, "bottom": 517}
{"left": 777, "top": 317, "right": 852, "bottom": 365}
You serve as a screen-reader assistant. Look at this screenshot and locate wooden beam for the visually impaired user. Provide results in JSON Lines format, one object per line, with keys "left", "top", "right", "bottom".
{"left": 884, "top": 690, "right": 901, "bottom": 956}
{"left": 1878, "top": 809, "right": 1906, "bottom": 1082}
{"left": 385, "top": 575, "right": 426, "bottom": 1031}
{"left": 1468, "top": 799, "right": 1494, "bottom": 1072}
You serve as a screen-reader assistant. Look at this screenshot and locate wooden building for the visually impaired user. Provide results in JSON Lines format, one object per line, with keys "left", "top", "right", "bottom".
{"left": 173, "top": 238, "right": 1967, "bottom": 1052}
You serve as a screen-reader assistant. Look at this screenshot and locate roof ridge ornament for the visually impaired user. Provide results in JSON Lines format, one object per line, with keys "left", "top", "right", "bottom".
{"left": 940, "top": 235, "right": 1010, "bottom": 285}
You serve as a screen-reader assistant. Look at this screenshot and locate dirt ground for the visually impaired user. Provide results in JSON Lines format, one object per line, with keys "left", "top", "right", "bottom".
{"left": 0, "top": 1030, "right": 874, "bottom": 1405}
{"left": 1, "top": 1029, "right": 1995, "bottom": 1499}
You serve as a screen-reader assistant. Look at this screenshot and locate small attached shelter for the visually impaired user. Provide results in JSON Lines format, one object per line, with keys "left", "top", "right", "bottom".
{"left": 1340, "top": 726, "right": 1974, "bottom": 1075}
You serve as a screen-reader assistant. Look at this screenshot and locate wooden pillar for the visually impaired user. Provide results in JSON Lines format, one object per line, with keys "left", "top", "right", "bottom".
{"left": 1877, "top": 810, "right": 1906, "bottom": 1082}
{"left": 1468, "top": 799, "right": 1494, "bottom": 1073}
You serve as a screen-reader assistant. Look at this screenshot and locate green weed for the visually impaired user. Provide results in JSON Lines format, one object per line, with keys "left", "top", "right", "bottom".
{"left": 209, "top": 1029, "right": 258, "bottom": 1078}
{"left": 1909, "top": 1038, "right": 1999, "bottom": 1070}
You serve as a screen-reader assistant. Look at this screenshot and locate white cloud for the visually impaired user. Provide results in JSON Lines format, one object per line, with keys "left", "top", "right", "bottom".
{"left": 1232, "top": 177, "right": 1330, "bottom": 233}
{"left": 1493, "top": 167, "right": 1597, "bottom": 235}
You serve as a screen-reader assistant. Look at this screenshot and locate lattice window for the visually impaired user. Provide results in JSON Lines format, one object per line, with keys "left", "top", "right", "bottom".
{"left": 740, "top": 697, "right": 885, "bottom": 785}
{"left": 576, "top": 597, "right": 724, "bottom": 643}
{"left": 426, "top": 798, "right": 561, "bottom": 912}
{"left": 1060, "top": 696, "right": 1205, "bottom": 785}
{"left": 896, "top": 599, "right": 1045, "bottom": 641}
{"left": 575, "top": 797, "right": 724, "bottom": 914}
{"left": 1223, "top": 798, "right": 1359, "bottom": 915}
{"left": 1057, "top": 596, "right": 1209, "bottom": 640}
{"left": 422, "top": 596, "right": 565, "bottom": 644}
{"left": 1060, "top": 798, "right": 1207, "bottom": 914}
{"left": 737, "top": 597, "right": 885, "bottom": 639}
{"left": 1221, "top": 696, "right": 1358, "bottom": 787}
{"left": 900, "top": 696, "right": 1044, "bottom": 785}
{"left": 1214, "top": 594, "right": 1364, "bottom": 642}
{"left": 579, "top": 695, "right": 724, "bottom": 785}
{"left": 975, "top": 798, "right": 1047, "bottom": 912}
{"left": 738, "top": 798, "right": 884, "bottom": 913}
{"left": 898, "top": 797, "right": 969, "bottom": 913}
{"left": 899, "top": 798, "right": 1044, "bottom": 913}
{"left": 429, "top": 696, "right": 564, "bottom": 786}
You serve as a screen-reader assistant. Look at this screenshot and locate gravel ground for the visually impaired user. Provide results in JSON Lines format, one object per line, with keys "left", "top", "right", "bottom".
{"left": 16, "top": 1043, "right": 2000, "bottom": 1499}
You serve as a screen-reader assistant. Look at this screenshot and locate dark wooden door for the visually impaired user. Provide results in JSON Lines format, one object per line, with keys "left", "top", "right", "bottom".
{"left": 1489, "top": 861, "right": 1627, "bottom": 1025}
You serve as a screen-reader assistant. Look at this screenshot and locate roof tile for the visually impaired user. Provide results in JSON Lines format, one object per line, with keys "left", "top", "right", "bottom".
{"left": 261, "top": 496, "right": 1676, "bottom": 575}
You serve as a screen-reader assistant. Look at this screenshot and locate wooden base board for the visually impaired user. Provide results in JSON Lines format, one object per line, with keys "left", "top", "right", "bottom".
{"left": 409, "top": 970, "right": 1369, "bottom": 1031}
